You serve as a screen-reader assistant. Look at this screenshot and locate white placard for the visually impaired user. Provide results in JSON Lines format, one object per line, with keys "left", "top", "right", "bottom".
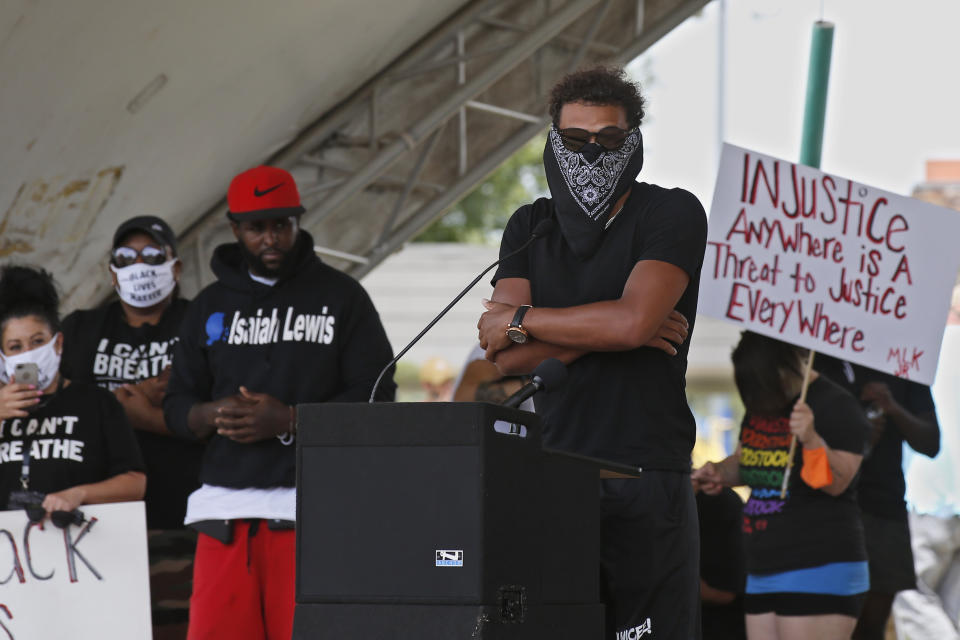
{"left": 0, "top": 501, "right": 151, "bottom": 640}
{"left": 700, "top": 144, "right": 960, "bottom": 384}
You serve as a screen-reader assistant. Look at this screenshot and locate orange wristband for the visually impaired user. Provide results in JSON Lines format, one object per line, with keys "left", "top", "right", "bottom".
{"left": 800, "top": 446, "right": 833, "bottom": 489}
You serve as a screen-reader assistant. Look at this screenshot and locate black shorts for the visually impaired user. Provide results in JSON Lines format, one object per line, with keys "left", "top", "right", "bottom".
{"left": 744, "top": 592, "right": 866, "bottom": 617}
{"left": 600, "top": 472, "right": 701, "bottom": 640}
{"left": 860, "top": 509, "right": 916, "bottom": 593}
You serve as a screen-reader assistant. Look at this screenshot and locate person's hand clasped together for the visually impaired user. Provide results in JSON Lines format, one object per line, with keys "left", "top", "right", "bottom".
{"left": 212, "top": 386, "right": 294, "bottom": 444}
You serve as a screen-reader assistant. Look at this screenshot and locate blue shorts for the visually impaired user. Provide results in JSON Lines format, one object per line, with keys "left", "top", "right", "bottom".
{"left": 744, "top": 562, "right": 869, "bottom": 616}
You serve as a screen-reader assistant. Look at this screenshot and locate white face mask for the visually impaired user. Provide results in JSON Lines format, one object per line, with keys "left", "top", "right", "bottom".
{"left": 110, "top": 259, "right": 178, "bottom": 308}
{"left": 1, "top": 333, "right": 62, "bottom": 389}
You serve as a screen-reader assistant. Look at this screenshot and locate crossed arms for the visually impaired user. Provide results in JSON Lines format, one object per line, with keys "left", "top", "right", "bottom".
{"left": 477, "top": 259, "right": 691, "bottom": 375}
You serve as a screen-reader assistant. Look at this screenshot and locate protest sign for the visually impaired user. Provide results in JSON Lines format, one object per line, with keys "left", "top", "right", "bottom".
{"left": 0, "top": 501, "right": 151, "bottom": 639}
{"left": 699, "top": 144, "right": 960, "bottom": 384}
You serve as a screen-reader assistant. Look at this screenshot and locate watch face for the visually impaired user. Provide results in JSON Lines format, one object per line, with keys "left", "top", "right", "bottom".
{"left": 507, "top": 328, "right": 528, "bottom": 344}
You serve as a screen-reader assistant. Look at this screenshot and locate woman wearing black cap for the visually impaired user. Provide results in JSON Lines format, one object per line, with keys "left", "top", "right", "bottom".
{"left": 60, "top": 215, "right": 203, "bottom": 638}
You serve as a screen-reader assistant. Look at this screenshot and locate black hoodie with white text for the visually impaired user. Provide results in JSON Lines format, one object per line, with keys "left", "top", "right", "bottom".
{"left": 163, "top": 231, "right": 395, "bottom": 489}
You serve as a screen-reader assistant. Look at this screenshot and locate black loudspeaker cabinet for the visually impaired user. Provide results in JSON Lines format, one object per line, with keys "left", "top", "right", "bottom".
{"left": 293, "top": 402, "right": 603, "bottom": 639}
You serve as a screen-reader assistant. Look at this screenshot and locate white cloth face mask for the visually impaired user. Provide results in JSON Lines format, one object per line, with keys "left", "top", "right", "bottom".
{"left": 1, "top": 333, "right": 62, "bottom": 389}
{"left": 110, "top": 259, "right": 178, "bottom": 308}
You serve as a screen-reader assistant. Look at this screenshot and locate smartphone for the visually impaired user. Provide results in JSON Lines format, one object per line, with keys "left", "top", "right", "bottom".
{"left": 13, "top": 362, "right": 39, "bottom": 386}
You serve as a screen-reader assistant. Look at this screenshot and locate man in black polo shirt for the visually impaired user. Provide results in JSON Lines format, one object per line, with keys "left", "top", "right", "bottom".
{"left": 478, "top": 66, "right": 707, "bottom": 640}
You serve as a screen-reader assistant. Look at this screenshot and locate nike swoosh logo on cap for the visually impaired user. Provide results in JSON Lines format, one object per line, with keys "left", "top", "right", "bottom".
{"left": 254, "top": 183, "right": 284, "bottom": 197}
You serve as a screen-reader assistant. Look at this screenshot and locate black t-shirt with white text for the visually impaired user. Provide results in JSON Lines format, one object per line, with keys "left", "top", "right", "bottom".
{"left": 62, "top": 299, "right": 189, "bottom": 387}
{"left": 61, "top": 299, "right": 203, "bottom": 528}
{"left": 817, "top": 355, "right": 937, "bottom": 521}
{"left": 739, "top": 376, "right": 870, "bottom": 574}
{"left": 492, "top": 184, "right": 707, "bottom": 470}
{"left": 0, "top": 382, "right": 144, "bottom": 507}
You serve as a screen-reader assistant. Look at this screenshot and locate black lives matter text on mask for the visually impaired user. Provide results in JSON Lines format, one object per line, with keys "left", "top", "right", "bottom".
{"left": 92, "top": 337, "right": 178, "bottom": 388}
{"left": 0, "top": 416, "right": 84, "bottom": 463}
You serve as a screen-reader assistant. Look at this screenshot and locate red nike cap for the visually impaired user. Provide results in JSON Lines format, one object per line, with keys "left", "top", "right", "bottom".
{"left": 226, "top": 165, "right": 306, "bottom": 222}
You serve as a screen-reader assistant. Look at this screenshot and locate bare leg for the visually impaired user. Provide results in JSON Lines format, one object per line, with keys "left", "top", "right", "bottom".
{"left": 779, "top": 614, "right": 858, "bottom": 640}
{"left": 747, "top": 613, "right": 779, "bottom": 640}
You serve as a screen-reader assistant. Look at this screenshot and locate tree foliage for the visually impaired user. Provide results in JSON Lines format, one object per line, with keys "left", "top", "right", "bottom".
{"left": 415, "top": 136, "right": 548, "bottom": 243}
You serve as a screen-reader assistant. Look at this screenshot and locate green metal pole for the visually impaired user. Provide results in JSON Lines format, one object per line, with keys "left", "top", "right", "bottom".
{"left": 782, "top": 20, "right": 835, "bottom": 499}
{"left": 799, "top": 21, "right": 835, "bottom": 168}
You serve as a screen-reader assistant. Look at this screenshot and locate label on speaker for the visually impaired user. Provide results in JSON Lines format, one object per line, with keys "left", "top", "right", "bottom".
{"left": 493, "top": 420, "right": 527, "bottom": 437}
{"left": 435, "top": 550, "right": 464, "bottom": 567}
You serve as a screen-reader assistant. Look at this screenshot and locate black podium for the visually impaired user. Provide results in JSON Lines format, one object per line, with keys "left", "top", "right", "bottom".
{"left": 293, "top": 402, "right": 604, "bottom": 639}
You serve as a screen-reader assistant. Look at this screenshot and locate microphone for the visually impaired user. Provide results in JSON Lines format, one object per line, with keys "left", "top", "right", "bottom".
{"left": 502, "top": 358, "right": 567, "bottom": 409}
{"left": 368, "top": 218, "right": 556, "bottom": 402}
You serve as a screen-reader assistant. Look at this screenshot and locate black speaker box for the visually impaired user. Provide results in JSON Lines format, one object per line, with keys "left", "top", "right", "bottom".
{"left": 293, "top": 402, "right": 603, "bottom": 639}
{"left": 293, "top": 603, "right": 603, "bottom": 639}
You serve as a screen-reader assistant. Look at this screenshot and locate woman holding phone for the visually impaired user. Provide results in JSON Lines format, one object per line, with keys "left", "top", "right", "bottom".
{"left": 0, "top": 265, "right": 145, "bottom": 516}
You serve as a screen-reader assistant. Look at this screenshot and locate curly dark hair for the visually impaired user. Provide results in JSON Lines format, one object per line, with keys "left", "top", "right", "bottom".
{"left": 549, "top": 66, "right": 646, "bottom": 129}
{"left": 0, "top": 265, "right": 61, "bottom": 336}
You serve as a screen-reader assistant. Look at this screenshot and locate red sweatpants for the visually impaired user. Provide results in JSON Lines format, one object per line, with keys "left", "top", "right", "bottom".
{"left": 187, "top": 521, "right": 296, "bottom": 640}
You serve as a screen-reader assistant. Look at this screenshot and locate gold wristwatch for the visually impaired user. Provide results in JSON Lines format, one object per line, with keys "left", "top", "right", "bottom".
{"left": 506, "top": 305, "right": 532, "bottom": 344}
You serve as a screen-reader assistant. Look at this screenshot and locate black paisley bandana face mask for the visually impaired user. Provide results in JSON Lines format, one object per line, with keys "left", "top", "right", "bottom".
{"left": 543, "top": 126, "right": 644, "bottom": 259}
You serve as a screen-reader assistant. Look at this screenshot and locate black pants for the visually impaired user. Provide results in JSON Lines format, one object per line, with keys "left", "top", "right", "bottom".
{"left": 600, "top": 472, "right": 701, "bottom": 640}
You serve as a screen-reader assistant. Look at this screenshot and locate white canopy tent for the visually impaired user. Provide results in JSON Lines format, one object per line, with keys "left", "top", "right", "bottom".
{"left": 0, "top": 0, "right": 708, "bottom": 309}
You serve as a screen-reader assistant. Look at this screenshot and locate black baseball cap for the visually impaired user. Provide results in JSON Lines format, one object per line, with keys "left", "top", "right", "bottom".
{"left": 112, "top": 216, "right": 178, "bottom": 255}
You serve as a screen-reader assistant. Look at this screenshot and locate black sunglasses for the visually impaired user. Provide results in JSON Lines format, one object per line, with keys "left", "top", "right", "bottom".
{"left": 25, "top": 504, "right": 89, "bottom": 529}
{"left": 556, "top": 126, "right": 633, "bottom": 152}
{"left": 111, "top": 245, "right": 167, "bottom": 268}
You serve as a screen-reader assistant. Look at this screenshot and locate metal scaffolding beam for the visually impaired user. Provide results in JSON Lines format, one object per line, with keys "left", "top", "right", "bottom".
{"left": 175, "top": 0, "right": 710, "bottom": 295}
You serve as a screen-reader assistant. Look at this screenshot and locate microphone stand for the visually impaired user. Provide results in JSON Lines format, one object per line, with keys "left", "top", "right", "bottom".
{"left": 368, "top": 221, "right": 553, "bottom": 402}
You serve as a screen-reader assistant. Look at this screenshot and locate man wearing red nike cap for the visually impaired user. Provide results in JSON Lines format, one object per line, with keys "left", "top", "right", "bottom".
{"left": 164, "top": 166, "right": 396, "bottom": 639}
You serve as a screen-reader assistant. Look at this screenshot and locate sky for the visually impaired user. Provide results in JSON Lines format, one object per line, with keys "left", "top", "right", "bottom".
{"left": 629, "top": 0, "right": 960, "bottom": 209}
